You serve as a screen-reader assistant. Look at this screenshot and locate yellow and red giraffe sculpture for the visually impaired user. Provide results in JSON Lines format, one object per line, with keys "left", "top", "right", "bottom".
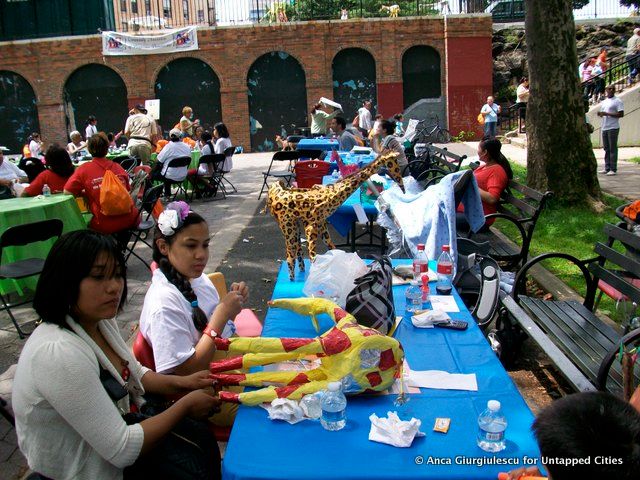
{"left": 209, "top": 297, "right": 405, "bottom": 406}
{"left": 267, "top": 152, "right": 404, "bottom": 280}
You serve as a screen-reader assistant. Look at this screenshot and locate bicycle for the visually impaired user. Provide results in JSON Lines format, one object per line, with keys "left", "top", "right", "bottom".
{"left": 412, "top": 116, "right": 452, "bottom": 144}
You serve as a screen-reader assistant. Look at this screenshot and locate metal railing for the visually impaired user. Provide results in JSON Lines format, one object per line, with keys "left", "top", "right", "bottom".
{"left": 581, "top": 53, "right": 635, "bottom": 103}
{"left": 498, "top": 104, "right": 519, "bottom": 134}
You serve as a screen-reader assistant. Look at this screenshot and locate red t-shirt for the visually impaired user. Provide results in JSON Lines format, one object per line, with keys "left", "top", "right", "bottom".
{"left": 458, "top": 163, "right": 509, "bottom": 223}
{"left": 24, "top": 170, "right": 70, "bottom": 196}
{"left": 64, "top": 158, "right": 140, "bottom": 234}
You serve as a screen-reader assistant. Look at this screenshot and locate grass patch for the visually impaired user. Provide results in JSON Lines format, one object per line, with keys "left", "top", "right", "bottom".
{"left": 498, "top": 162, "right": 629, "bottom": 321}
{"left": 628, "top": 157, "right": 640, "bottom": 165}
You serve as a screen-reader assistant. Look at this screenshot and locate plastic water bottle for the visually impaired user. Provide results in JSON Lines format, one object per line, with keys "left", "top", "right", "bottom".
{"left": 436, "top": 245, "right": 454, "bottom": 295}
{"left": 301, "top": 392, "right": 323, "bottom": 419}
{"left": 412, "top": 243, "right": 429, "bottom": 281}
{"left": 321, "top": 382, "right": 347, "bottom": 431}
{"left": 42, "top": 184, "right": 51, "bottom": 197}
{"left": 405, "top": 280, "right": 423, "bottom": 315}
{"left": 477, "top": 400, "right": 507, "bottom": 452}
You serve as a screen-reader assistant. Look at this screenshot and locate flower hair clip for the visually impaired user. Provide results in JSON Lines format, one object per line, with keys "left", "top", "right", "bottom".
{"left": 157, "top": 201, "right": 192, "bottom": 237}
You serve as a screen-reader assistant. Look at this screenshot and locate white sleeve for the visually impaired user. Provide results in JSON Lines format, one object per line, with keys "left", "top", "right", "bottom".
{"left": 481, "top": 105, "right": 489, "bottom": 113}
{"left": 214, "top": 140, "right": 223, "bottom": 155}
{"left": 10, "top": 162, "right": 27, "bottom": 178}
{"left": 145, "top": 303, "right": 197, "bottom": 373}
{"left": 124, "top": 116, "right": 132, "bottom": 134}
{"left": 157, "top": 145, "right": 168, "bottom": 163}
{"left": 31, "top": 340, "right": 143, "bottom": 468}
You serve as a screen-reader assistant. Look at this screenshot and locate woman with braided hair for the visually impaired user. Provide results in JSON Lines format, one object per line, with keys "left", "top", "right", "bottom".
{"left": 139, "top": 201, "right": 249, "bottom": 377}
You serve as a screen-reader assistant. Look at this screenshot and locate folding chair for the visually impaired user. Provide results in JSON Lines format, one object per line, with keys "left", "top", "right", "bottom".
{"left": 258, "top": 150, "right": 299, "bottom": 199}
{"left": 189, "top": 154, "right": 226, "bottom": 201}
{"left": 222, "top": 146, "right": 237, "bottom": 193}
{"left": 123, "top": 184, "right": 164, "bottom": 269}
{"left": 159, "top": 156, "right": 191, "bottom": 200}
{"left": 0, "top": 219, "right": 63, "bottom": 338}
{"left": 120, "top": 157, "right": 139, "bottom": 175}
{"left": 293, "top": 160, "right": 330, "bottom": 188}
{"left": 111, "top": 154, "right": 134, "bottom": 165}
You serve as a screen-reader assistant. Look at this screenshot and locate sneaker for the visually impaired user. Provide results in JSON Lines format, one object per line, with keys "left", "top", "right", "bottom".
{"left": 598, "top": 169, "right": 609, "bottom": 174}
{"left": 606, "top": 171, "right": 617, "bottom": 176}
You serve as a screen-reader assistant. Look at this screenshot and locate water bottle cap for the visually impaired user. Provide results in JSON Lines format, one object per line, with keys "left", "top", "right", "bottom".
{"left": 442, "top": 245, "right": 450, "bottom": 252}
{"left": 328, "top": 381, "right": 341, "bottom": 392}
{"left": 487, "top": 400, "right": 501, "bottom": 411}
{"left": 417, "top": 244, "right": 425, "bottom": 251}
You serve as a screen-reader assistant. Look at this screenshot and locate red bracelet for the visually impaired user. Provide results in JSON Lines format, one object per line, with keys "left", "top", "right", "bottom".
{"left": 203, "top": 325, "right": 219, "bottom": 339}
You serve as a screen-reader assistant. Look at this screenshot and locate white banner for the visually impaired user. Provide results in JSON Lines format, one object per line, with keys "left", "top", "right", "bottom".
{"left": 102, "top": 27, "right": 198, "bottom": 56}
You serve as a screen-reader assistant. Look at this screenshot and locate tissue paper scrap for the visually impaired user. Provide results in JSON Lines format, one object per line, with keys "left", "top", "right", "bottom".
{"left": 404, "top": 370, "right": 478, "bottom": 391}
{"left": 369, "top": 411, "right": 425, "bottom": 448}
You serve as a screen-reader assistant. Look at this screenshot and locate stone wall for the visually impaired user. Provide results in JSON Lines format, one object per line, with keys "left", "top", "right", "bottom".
{"left": 0, "top": 15, "right": 492, "bottom": 150}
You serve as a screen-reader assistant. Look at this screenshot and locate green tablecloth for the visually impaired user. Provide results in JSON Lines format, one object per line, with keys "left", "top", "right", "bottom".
{"left": 150, "top": 150, "right": 200, "bottom": 169}
{"left": 0, "top": 194, "right": 87, "bottom": 296}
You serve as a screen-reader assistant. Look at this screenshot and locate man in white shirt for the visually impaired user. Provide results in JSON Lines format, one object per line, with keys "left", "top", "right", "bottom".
{"left": 125, "top": 104, "right": 158, "bottom": 165}
{"left": 155, "top": 129, "right": 192, "bottom": 195}
{"left": 0, "top": 150, "right": 28, "bottom": 199}
{"left": 626, "top": 28, "right": 640, "bottom": 84}
{"left": 597, "top": 85, "right": 624, "bottom": 176}
{"left": 481, "top": 96, "right": 501, "bottom": 138}
{"left": 85, "top": 116, "right": 98, "bottom": 140}
{"left": 357, "top": 100, "right": 373, "bottom": 135}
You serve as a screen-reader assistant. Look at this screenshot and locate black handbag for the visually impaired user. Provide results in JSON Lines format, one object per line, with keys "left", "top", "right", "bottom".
{"left": 345, "top": 256, "right": 396, "bottom": 335}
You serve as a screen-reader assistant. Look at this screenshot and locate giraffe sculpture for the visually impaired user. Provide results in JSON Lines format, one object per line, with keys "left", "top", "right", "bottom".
{"left": 380, "top": 4, "right": 400, "bottom": 17}
{"left": 267, "top": 152, "right": 404, "bottom": 280}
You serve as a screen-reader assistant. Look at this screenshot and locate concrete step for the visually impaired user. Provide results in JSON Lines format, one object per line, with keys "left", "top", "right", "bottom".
{"left": 508, "top": 134, "right": 528, "bottom": 149}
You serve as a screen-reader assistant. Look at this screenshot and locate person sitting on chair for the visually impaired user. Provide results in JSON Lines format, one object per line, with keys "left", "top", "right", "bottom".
{"left": 213, "top": 122, "right": 233, "bottom": 173}
{"left": 374, "top": 119, "right": 407, "bottom": 170}
{"left": 153, "top": 129, "right": 192, "bottom": 196}
{"left": 23, "top": 145, "right": 74, "bottom": 196}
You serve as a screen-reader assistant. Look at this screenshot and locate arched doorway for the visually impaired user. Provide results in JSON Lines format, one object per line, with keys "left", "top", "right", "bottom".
{"left": 332, "top": 48, "right": 377, "bottom": 122}
{"left": 155, "top": 58, "right": 221, "bottom": 136}
{"left": 0, "top": 71, "right": 40, "bottom": 153}
{"left": 402, "top": 46, "right": 442, "bottom": 107}
{"left": 63, "top": 64, "right": 128, "bottom": 139}
{"left": 247, "top": 51, "right": 307, "bottom": 152}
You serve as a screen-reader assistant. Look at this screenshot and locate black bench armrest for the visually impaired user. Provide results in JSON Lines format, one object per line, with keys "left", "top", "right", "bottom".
{"left": 512, "top": 252, "right": 597, "bottom": 308}
{"left": 596, "top": 326, "right": 640, "bottom": 391}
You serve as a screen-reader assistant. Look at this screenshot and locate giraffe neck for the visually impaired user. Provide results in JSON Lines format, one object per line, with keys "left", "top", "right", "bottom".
{"left": 330, "top": 154, "right": 392, "bottom": 204}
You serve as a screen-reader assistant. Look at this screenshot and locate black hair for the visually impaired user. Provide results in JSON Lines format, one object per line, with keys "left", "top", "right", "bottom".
{"left": 311, "top": 103, "right": 322, "bottom": 114}
{"left": 33, "top": 230, "right": 127, "bottom": 328}
{"left": 533, "top": 392, "right": 640, "bottom": 480}
{"left": 152, "top": 212, "right": 209, "bottom": 332}
{"left": 479, "top": 138, "right": 513, "bottom": 180}
{"left": 393, "top": 113, "right": 403, "bottom": 121}
{"left": 519, "top": 77, "right": 528, "bottom": 84}
{"left": 87, "top": 132, "right": 109, "bottom": 157}
{"left": 380, "top": 119, "right": 396, "bottom": 136}
{"left": 214, "top": 122, "right": 229, "bottom": 139}
{"left": 107, "top": 132, "right": 114, "bottom": 142}
{"left": 45, "top": 144, "right": 74, "bottom": 178}
{"left": 335, "top": 116, "right": 346, "bottom": 130}
{"left": 31, "top": 132, "right": 40, "bottom": 139}
{"left": 201, "top": 131, "right": 212, "bottom": 143}
{"left": 86, "top": 115, "right": 96, "bottom": 125}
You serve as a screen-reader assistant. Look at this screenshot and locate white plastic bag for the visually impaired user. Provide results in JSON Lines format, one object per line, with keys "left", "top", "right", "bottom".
{"left": 302, "top": 250, "right": 368, "bottom": 307}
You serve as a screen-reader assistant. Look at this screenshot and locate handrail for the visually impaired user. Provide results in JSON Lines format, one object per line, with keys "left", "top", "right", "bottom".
{"left": 580, "top": 53, "right": 635, "bottom": 102}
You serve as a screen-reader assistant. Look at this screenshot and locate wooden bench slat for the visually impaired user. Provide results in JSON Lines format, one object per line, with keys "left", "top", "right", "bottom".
{"left": 604, "top": 222, "right": 640, "bottom": 251}
{"left": 500, "top": 195, "right": 538, "bottom": 218}
{"left": 593, "top": 243, "right": 640, "bottom": 279}
{"left": 507, "top": 181, "right": 548, "bottom": 202}
{"left": 590, "top": 264, "right": 640, "bottom": 304}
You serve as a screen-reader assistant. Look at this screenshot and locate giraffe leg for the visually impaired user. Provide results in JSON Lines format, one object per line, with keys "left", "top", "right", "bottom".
{"left": 212, "top": 367, "right": 325, "bottom": 387}
{"left": 278, "top": 218, "right": 299, "bottom": 280}
{"left": 319, "top": 224, "right": 336, "bottom": 250}
{"left": 219, "top": 379, "right": 333, "bottom": 406}
{"left": 295, "top": 220, "right": 305, "bottom": 272}
{"left": 304, "top": 223, "right": 319, "bottom": 261}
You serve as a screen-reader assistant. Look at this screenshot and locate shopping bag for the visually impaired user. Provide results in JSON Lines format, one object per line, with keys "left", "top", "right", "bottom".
{"left": 477, "top": 113, "right": 485, "bottom": 125}
{"left": 345, "top": 256, "right": 396, "bottom": 335}
{"left": 100, "top": 169, "right": 133, "bottom": 216}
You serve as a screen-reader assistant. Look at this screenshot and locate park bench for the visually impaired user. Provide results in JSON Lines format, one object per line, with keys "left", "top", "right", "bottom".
{"left": 465, "top": 180, "right": 553, "bottom": 272}
{"left": 497, "top": 222, "right": 640, "bottom": 395}
{"left": 402, "top": 144, "right": 467, "bottom": 183}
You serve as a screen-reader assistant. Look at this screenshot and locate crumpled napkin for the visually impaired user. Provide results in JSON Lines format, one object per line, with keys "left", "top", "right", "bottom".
{"left": 261, "top": 398, "right": 306, "bottom": 424}
{"left": 369, "top": 411, "right": 425, "bottom": 447}
{"left": 411, "top": 309, "right": 450, "bottom": 328}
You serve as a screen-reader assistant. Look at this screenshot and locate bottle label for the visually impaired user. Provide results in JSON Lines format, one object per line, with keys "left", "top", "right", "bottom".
{"left": 413, "top": 261, "right": 427, "bottom": 273}
{"left": 484, "top": 431, "right": 504, "bottom": 441}
{"left": 437, "top": 264, "right": 452, "bottom": 275}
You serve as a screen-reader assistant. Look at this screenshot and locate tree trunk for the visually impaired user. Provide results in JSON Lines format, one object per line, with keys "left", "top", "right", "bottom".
{"left": 525, "top": 0, "right": 600, "bottom": 204}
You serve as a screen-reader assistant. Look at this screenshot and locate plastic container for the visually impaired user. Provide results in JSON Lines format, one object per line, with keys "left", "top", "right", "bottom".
{"left": 477, "top": 400, "right": 507, "bottom": 452}
{"left": 321, "top": 382, "right": 347, "bottom": 431}
{"left": 301, "top": 392, "right": 323, "bottom": 419}
{"left": 412, "top": 243, "right": 428, "bottom": 281}
{"left": 42, "top": 184, "right": 51, "bottom": 197}
{"left": 405, "top": 281, "right": 423, "bottom": 315}
{"left": 436, "top": 245, "right": 454, "bottom": 295}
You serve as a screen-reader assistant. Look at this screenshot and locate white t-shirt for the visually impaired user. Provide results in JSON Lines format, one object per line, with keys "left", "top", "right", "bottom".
{"left": 516, "top": 84, "right": 529, "bottom": 103}
{"left": 600, "top": 96, "right": 624, "bottom": 131}
{"left": 156, "top": 141, "right": 192, "bottom": 181}
{"left": 358, "top": 107, "right": 372, "bottom": 130}
{"left": 0, "top": 160, "right": 27, "bottom": 181}
{"left": 29, "top": 140, "right": 42, "bottom": 158}
{"left": 215, "top": 137, "right": 233, "bottom": 172}
{"left": 481, "top": 103, "right": 500, "bottom": 123}
{"left": 85, "top": 124, "right": 97, "bottom": 140}
{"left": 140, "top": 269, "right": 235, "bottom": 374}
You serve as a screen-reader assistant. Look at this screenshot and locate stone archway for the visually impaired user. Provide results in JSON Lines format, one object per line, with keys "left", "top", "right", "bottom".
{"left": 0, "top": 70, "right": 40, "bottom": 153}
{"left": 332, "top": 48, "right": 377, "bottom": 122}
{"left": 402, "top": 45, "right": 442, "bottom": 107}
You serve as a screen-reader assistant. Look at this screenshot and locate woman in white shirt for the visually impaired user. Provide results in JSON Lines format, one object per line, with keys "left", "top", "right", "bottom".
{"left": 28, "top": 132, "right": 43, "bottom": 158}
{"left": 213, "top": 122, "right": 233, "bottom": 172}
{"left": 67, "top": 130, "right": 87, "bottom": 157}
{"left": 12, "top": 230, "right": 221, "bottom": 480}
{"left": 85, "top": 115, "right": 98, "bottom": 140}
{"left": 140, "top": 201, "right": 249, "bottom": 424}
{"left": 515, "top": 77, "right": 530, "bottom": 134}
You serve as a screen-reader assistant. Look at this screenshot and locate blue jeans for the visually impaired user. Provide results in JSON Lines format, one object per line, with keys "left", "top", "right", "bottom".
{"left": 484, "top": 121, "right": 497, "bottom": 138}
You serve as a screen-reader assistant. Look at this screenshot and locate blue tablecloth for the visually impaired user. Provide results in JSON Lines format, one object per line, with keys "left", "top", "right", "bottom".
{"left": 297, "top": 138, "right": 339, "bottom": 152}
{"left": 324, "top": 175, "right": 381, "bottom": 237}
{"left": 222, "top": 260, "right": 541, "bottom": 480}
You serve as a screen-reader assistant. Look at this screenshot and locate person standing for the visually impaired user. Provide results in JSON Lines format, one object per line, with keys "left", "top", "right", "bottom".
{"left": 85, "top": 116, "right": 98, "bottom": 141}
{"left": 357, "top": 100, "right": 373, "bottom": 137}
{"left": 309, "top": 103, "right": 341, "bottom": 136}
{"left": 515, "top": 78, "right": 529, "bottom": 134}
{"left": 598, "top": 86, "right": 624, "bottom": 176}
{"left": 480, "top": 96, "right": 501, "bottom": 138}
{"left": 125, "top": 104, "right": 157, "bottom": 165}
{"left": 626, "top": 28, "right": 640, "bottom": 84}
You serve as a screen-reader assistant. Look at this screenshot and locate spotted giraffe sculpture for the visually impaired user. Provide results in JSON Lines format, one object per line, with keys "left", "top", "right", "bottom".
{"left": 380, "top": 4, "right": 400, "bottom": 17}
{"left": 267, "top": 152, "right": 405, "bottom": 280}
{"left": 209, "top": 297, "right": 405, "bottom": 406}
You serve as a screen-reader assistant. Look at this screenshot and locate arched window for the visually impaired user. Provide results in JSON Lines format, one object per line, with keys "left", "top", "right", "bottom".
{"left": 0, "top": 71, "right": 40, "bottom": 153}
{"left": 247, "top": 51, "right": 307, "bottom": 152}
{"left": 64, "top": 64, "right": 128, "bottom": 138}
{"left": 332, "top": 48, "right": 377, "bottom": 122}
{"left": 402, "top": 46, "right": 441, "bottom": 108}
{"left": 155, "top": 58, "right": 221, "bottom": 136}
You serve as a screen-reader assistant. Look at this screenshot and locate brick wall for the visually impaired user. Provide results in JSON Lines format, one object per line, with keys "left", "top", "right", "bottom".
{"left": 0, "top": 15, "right": 492, "bottom": 151}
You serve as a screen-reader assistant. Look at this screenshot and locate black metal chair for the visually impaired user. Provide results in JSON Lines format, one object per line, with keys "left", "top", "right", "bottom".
{"left": 120, "top": 157, "right": 139, "bottom": 175}
{"left": 296, "top": 149, "right": 323, "bottom": 160}
{"left": 123, "top": 184, "right": 165, "bottom": 269}
{"left": 157, "top": 156, "right": 191, "bottom": 200}
{"left": 0, "top": 219, "right": 63, "bottom": 338}
{"left": 258, "top": 151, "right": 300, "bottom": 199}
{"left": 111, "top": 154, "right": 134, "bottom": 165}
{"left": 189, "top": 154, "right": 226, "bottom": 201}
{"left": 221, "top": 146, "right": 237, "bottom": 193}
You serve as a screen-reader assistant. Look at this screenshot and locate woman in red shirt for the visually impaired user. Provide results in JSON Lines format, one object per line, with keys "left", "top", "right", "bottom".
{"left": 457, "top": 138, "right": 512, "bottom": 231}
{"left": 23, "top": 145, "right": 74, "bottom": 196}
{"left": 64, "top": 133, "right": 140, "bottom": 235}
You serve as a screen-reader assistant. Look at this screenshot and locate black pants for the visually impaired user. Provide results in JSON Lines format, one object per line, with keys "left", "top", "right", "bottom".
{"left": 602, "top": 128, "right": 619, "bottom": 173}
